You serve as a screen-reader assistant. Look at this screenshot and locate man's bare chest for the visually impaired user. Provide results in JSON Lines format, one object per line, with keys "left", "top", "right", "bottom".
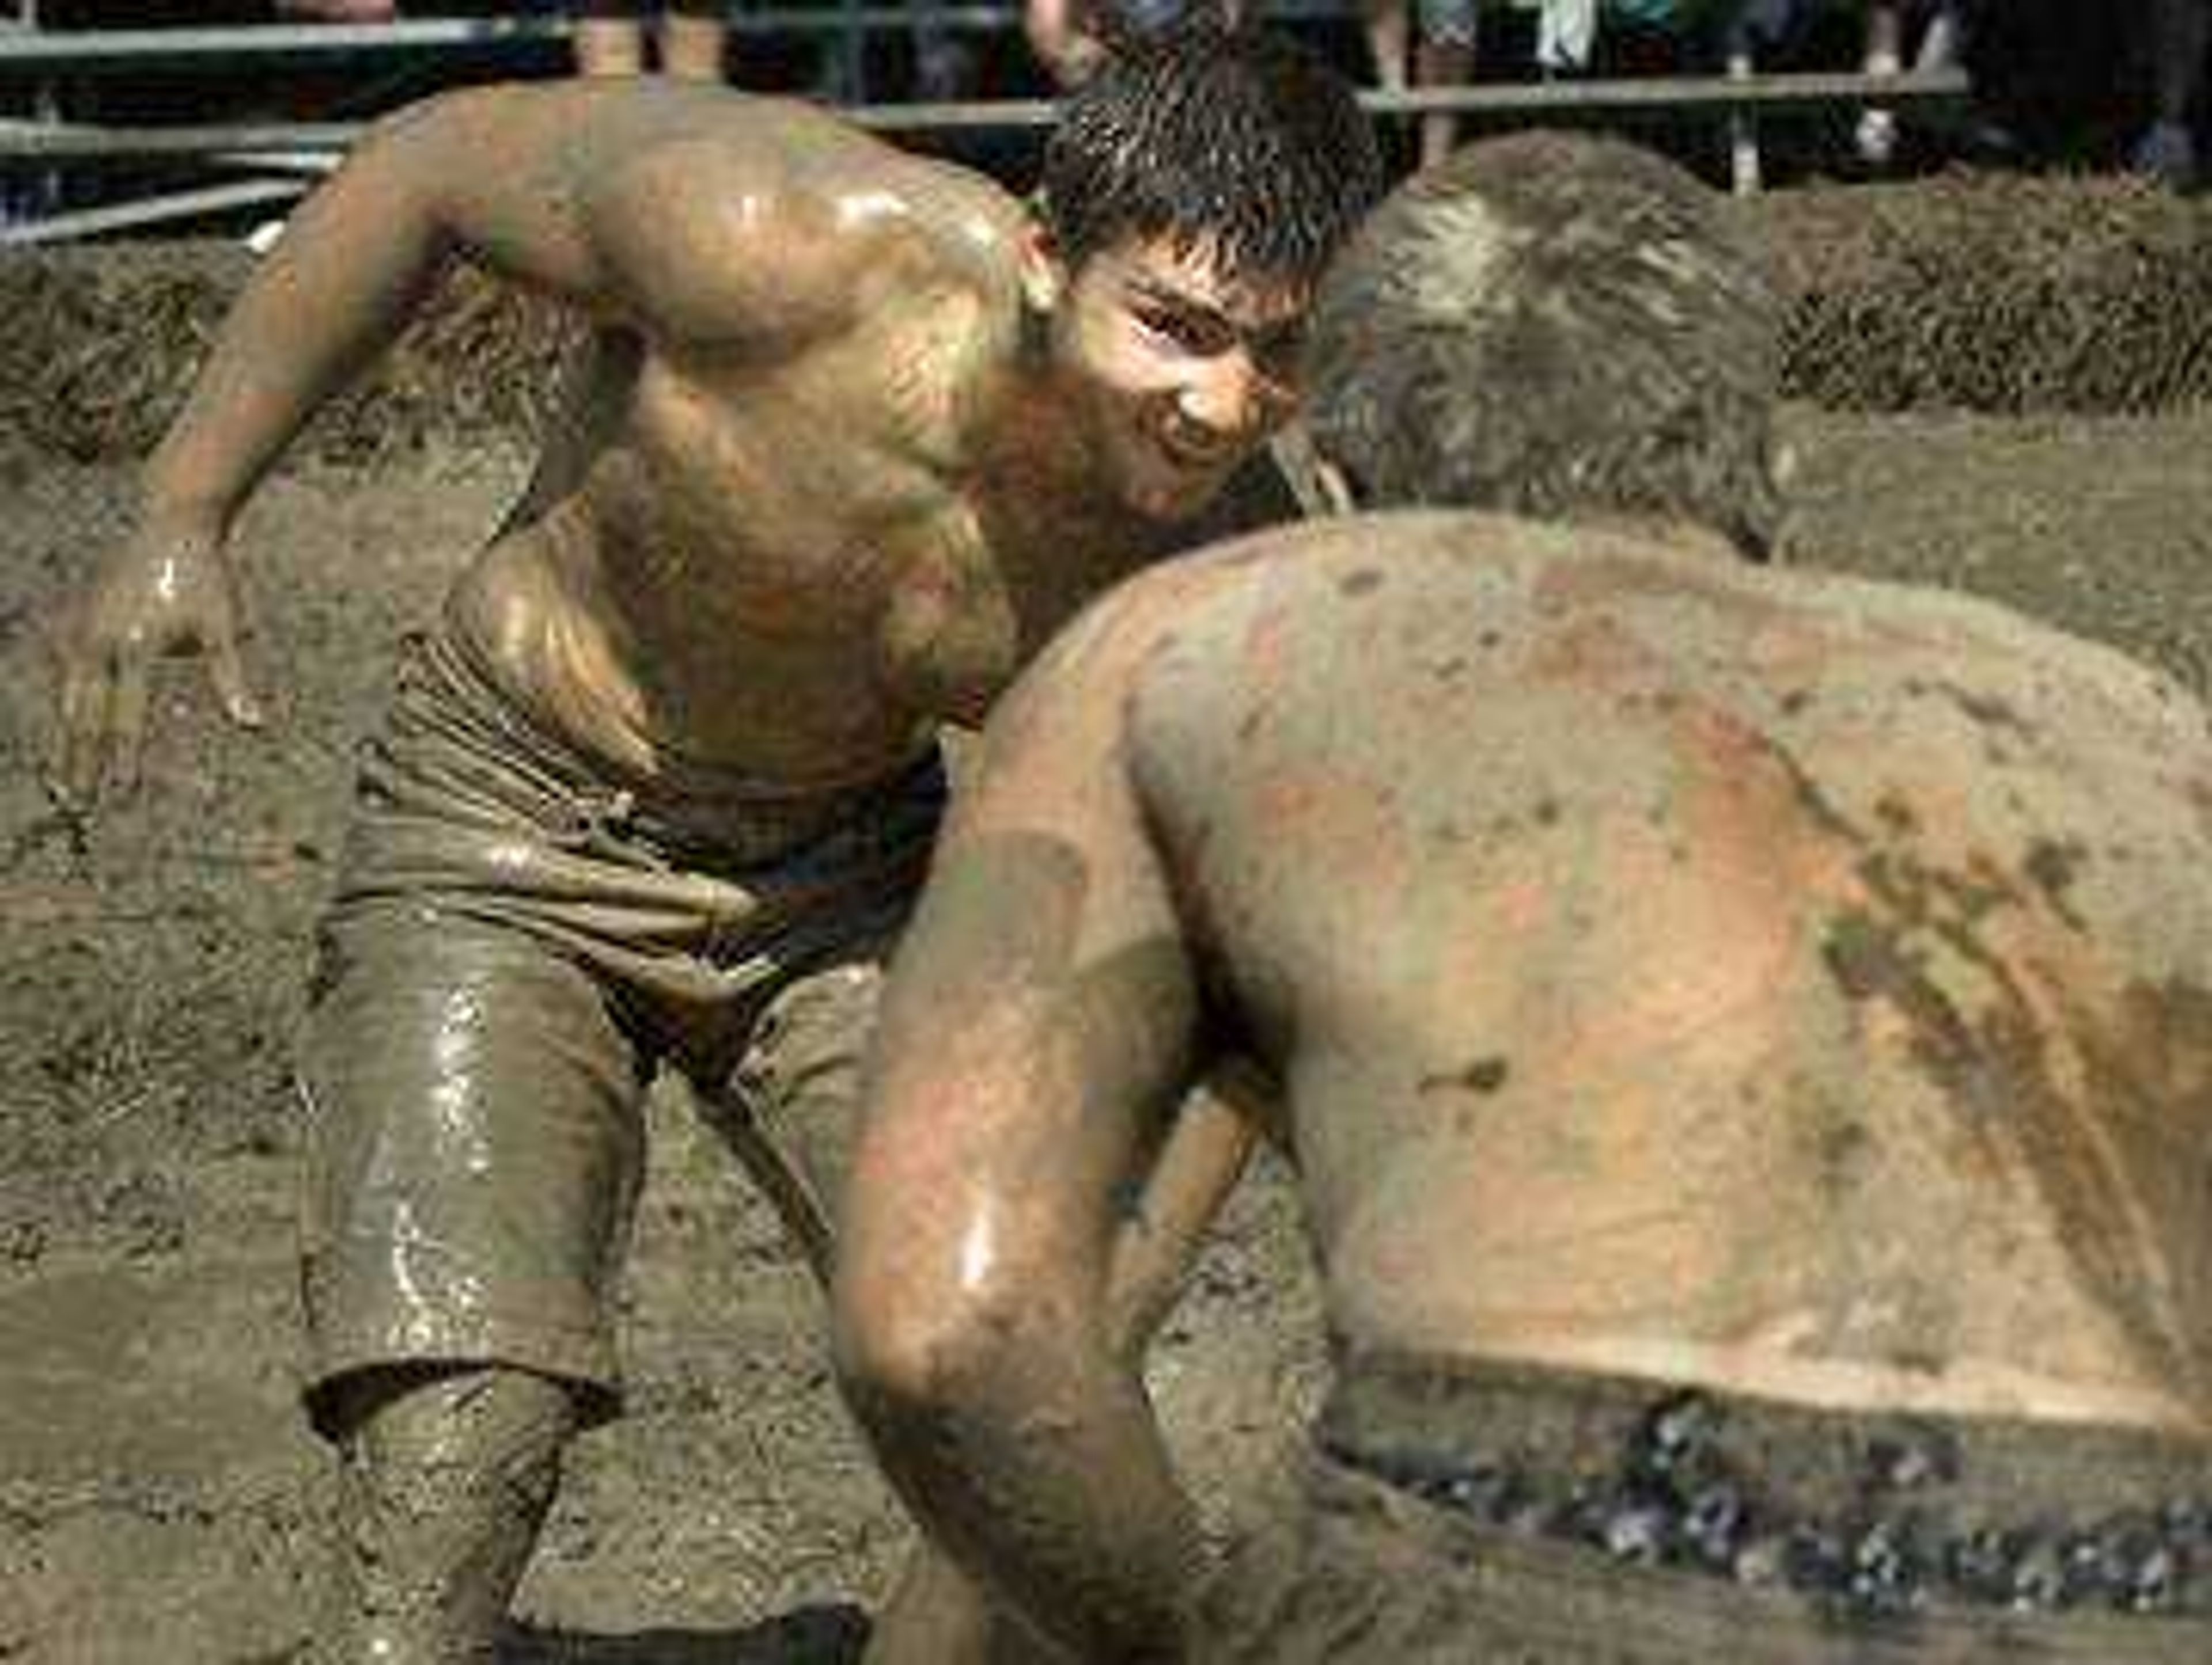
{"left": 590, "top": 354, "right": 1128, "bottom": 724}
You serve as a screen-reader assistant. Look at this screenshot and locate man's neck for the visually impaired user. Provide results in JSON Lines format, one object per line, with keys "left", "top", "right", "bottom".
{"left": 978, "top": 351, "right": 1177, "bottom": 569}
{"left": 985, "top": 363, "right": 1102, "bottom": 505}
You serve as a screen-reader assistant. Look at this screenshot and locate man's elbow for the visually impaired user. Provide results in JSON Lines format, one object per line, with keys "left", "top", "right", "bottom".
{"left": 832, "top": 1266, "right": 1045, "bottom": 1438}
{"left": 835, "top": 1279, "right": 980, "bottom": 1411}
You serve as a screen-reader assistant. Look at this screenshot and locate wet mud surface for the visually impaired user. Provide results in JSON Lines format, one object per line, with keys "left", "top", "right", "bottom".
{"left": 7, "top": 404, "right": 2212, "bottom": 1660}
{"left": 0, "top": 452, "right": 1320, "bottom": 1662}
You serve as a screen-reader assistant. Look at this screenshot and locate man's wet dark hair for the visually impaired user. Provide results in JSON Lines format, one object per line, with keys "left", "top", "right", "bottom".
{"left": 1040, "top": 24, "right": 1384, "bottom": 286}
{"left": 1306, "top": 132, "right": 1785, "bottom": 559}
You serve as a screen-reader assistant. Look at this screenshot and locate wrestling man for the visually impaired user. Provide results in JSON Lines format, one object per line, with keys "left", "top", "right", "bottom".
{"left": 53, "top": 32, "right": 1378, "bottom": 1660}
{"left": 836, "top": 132, "right": 2212, "bottom": 1661}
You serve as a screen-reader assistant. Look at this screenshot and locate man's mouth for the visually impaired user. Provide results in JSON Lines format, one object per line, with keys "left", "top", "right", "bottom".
{"left": 1156, "top": 430, "right": 1236, "bottom": 474}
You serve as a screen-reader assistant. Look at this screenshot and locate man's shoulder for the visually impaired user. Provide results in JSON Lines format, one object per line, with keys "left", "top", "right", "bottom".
{"left": 585, "top": 96, "right": 1023, "bottom": 342}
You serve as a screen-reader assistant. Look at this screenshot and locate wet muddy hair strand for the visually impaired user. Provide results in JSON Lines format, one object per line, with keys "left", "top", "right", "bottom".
{"left": 1040, "top": 24, "right": 1383, "bottom": 286}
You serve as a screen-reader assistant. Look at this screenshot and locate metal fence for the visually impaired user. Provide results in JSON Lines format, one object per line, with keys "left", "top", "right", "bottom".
{"left": 0, "top": 10, "right": 1969, "bottom": 242}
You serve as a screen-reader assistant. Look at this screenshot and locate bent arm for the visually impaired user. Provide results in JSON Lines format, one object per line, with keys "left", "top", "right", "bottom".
{"left": 142, "top": 86, "right": 579, "bottom": 539}
{"left": 141, "top": 81, "right": 900, "bottom": 542}
{"left": 835, "top": 592, "right": 1213, "bottom": 1662}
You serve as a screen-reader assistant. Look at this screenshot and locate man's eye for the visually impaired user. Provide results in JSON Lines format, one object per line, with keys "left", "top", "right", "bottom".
{"left": 1140, "top": 309, "right": 1225, "bottom": 353}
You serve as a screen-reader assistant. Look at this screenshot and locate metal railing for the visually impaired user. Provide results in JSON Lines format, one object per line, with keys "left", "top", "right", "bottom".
{"left": 0, "top": 12, "right": 1971, "bottom": 242}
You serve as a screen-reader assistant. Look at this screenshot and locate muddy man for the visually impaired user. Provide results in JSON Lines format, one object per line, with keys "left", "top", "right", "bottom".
{"left": 836, "top": 134, "right": 2212, "bottom": 1662}
{"left": 51, "top": 32, "right": 1379, "bottom": 1661}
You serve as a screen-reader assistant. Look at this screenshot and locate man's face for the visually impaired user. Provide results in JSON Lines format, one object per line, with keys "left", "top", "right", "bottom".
{"left": 1046, "top": 233, "right": 1310, "bottom": 523}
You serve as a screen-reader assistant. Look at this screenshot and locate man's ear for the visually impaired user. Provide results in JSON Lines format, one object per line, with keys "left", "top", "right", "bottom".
{"left": 1018, "top": 211, "right": 1068, "bottom": 316}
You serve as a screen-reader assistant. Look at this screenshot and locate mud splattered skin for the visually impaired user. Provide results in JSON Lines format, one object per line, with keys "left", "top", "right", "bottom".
{"left": 1125, "top": 510, "right": 2212, "bottom": 1432}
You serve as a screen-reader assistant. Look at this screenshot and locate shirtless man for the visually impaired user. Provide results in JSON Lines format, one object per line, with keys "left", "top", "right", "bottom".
{"left": 52, "top": 34, "right": 1378, "bottom": 1660}
{"left": 835, "top": 131, "right": 2212, "bottom": 1662}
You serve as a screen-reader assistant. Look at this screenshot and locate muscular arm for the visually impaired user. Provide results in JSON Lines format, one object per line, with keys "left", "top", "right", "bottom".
{"left": 144, "top": 81, "right": 906, "bottom": 540}
{"left": 60, "top": 82, "right": 958, "bottom": 799}
{"left": 834, "top": 587, "right": 1213, "bottom": 1662}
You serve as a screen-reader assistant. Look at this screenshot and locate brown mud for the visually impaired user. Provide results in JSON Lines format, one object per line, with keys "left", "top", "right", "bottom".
{"left": 9, "top": 173, "right": 2212, "bottom": 485}
{"left": 10, "top": 231, "right": 2212, "bottom": 1659}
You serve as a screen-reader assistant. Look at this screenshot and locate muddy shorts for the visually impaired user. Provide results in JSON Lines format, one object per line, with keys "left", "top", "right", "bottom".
{"left": 296, "top": 625, "right": 945, "bottom": 1436}
{"left": 1197, "top": 1352, "right": 2212, "bottom": 1661}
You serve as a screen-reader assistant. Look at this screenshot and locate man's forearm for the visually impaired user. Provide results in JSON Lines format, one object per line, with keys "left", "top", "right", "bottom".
{"left": 863, "top": 1082, "right": 1254, "bottom": 1665}
{"left": 857, "top": 1334, "right": 1203, "bottom": 1662}
{"left": 1105, "top": 1077, "right": 1260, "bottom": 1359}
{"left": 140, "top": 104, "right": 467, "bottom": 536}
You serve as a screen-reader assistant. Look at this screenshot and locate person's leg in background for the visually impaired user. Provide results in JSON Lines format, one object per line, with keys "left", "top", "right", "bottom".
{"left": 574, "top": 0, "right": 650, "bottom": 75}
{"left": 1855, "top": 2, "right": 1906, "bottom": 166}
{"left": 1537, "top": 0, "right": 1597, "bottom": 77}
{"left": 1024, "top": 0, "right": 1111, "bottom": 88}
{"left": 1362, "top": 0, "right": 1413, "bottom": 98}
{"left": 1858, "top": 1, "right": 1967, "bottom": 167}
{"left": 1414, "top": 0, "right": 1476, "bottom": 168}
{"left": 2134, "top": 0, "right": 2207, "bottom": 188}
{"left": 660, "top": 0, "right": 730, "bottom": 82}
{"left": 912, "top": 3, "right": 981, "bottom": 102}
{"left": 1722, "top": 2, "right": 1797, "bottom": 199}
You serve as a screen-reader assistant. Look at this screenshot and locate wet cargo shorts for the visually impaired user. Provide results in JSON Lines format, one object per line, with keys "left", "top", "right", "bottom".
{"left": 1199, "top": 1352, "right": 2212, "bottom": 1661}
{"left": 296, "top": 625, "right": 945, "bottom": 1435}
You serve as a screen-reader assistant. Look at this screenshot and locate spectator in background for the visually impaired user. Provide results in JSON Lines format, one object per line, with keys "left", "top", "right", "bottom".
{"left": 1855, "top": 0, "right": 1964, "bottom": 166}
{"left": 910, "top": 14, "right": 982, "bottom": 101}
{"left": 1024, "top": 0, "right": 1242, "bottom": 88}
{"left": 1024, "top": 0, "right": 1113, "bottom": 88}
{"left": 1538, "top": 0, "right": 1598, "bottom": 74}
{"left": 2133, "top": 0, "right": 2206, "bottom": 190}
{"left": 1546, "top": 0, "right": 1705, "bottom": 77}
{"left": 571, "top": 0, "right": 727, "bottom": 80}
{"left": 1361, "top": 0, "right": 1474, "bottom": 166}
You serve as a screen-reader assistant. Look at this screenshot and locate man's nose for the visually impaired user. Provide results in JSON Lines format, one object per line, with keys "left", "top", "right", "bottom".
{"left": 1179, "top": 351, "right": 1288, "bottom": 439}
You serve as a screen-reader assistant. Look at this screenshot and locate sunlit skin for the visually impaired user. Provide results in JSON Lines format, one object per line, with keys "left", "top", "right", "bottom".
{"left": 838, "top": 510, "right": 2212, "bottom": 1659}
{"left": 54, "top": 79, "right": 1308, "bottom": 807}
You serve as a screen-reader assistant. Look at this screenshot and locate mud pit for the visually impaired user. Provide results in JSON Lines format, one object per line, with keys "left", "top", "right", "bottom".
{"left": 10, "top": 254, "right": 2212, "bottom": 1663}
{"left": 0, "top": 448, "right": 1329, "bottom": 1664}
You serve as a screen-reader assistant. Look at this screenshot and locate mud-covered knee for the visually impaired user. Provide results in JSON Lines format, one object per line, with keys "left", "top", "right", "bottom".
{"left": 332, "top": 1366, "right": 581, "bottom": 1558}
{"left": 329, "top": 1367, "right": 581, "bottom": 1662}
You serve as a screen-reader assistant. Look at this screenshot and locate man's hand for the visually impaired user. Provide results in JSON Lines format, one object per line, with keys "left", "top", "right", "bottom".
{"left": 55, "top": 524, "right": 266, "bottom": 805}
